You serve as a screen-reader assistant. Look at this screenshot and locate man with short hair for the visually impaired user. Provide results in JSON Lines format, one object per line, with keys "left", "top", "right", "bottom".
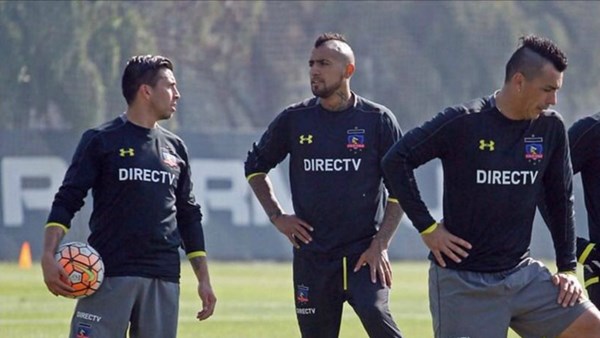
{"left": 41, "top": 55, "right": 216, "bottom": 338}
{"left": 382, "top": 35, "right": 600, "bottom": 337}
{"left": 245, "top": 32, "right": 404, "bottom": 337}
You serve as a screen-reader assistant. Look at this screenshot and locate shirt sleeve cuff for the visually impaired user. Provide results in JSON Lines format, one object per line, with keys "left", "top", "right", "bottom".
{"left": 246, "top": 172, "right": 266, "bottom": 181}
{"left": 45, "top": 222, "right": 69, "bottom": 234}
{"left": 420, "top": 222, "right": 438, "bottom": 235}
{"left": 186, "top": 251, "right": 207, "bottom": 259}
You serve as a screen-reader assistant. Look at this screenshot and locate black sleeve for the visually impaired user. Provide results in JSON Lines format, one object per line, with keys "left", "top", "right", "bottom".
{"left": 379, "top": 111, "right": 403, "bottom": 200}
{"left": 568, "top": 118, "right": 592, "bottom": 175}
{"left": 244, "top": 110, "right": 290, "bottom": 177}
{"left": 382, "top": 108, "right": 456, "bottom": 232}
{"left": 175, "top": 141, "right": 205, "bottom": 254}
{"left": 46, "top": 130, "right": 100, "bottom": 228}
{"left": 542, "top": 121, "right": 576, "bottom": 272}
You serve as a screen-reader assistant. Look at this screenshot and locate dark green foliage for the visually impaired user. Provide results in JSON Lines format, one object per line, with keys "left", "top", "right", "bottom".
{"left": 1, "top": 1, "right": 599, "bottom": 132}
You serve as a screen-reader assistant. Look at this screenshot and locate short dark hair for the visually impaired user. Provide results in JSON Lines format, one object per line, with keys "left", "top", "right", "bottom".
{"left": 314, "top": 32, "right": 349, "bottom": 48}
{"left": 122, "top": 55, "right": 174, "bottom": 105}
{"left": 504, "top": 35, "right": 567, "bottom": 83}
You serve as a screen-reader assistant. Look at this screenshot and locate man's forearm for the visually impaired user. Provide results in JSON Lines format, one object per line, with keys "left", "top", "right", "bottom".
{"left": 43, "top": 225, "right": 66, "bottom": 257}
{"left": 373, "top": 200, "right": 404, "bottom": 250}
{"left": 247, "top": 174, "right": 284, "bottom": 223}
{"left": 189, "top": 256, "right": 211, "bottom": 284}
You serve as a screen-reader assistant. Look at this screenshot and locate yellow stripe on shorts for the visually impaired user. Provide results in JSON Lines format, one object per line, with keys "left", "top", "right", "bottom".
{"left": 343, "top": 257, "right": 348, "bottom": 291}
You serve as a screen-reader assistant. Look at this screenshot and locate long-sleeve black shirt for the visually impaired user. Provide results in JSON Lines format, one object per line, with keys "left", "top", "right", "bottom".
{"left": 382, "top": 94, "right": 576, "bottom": 272}
{"left": 245, "top": 94, "right": 402, "bottom": 256}
{"left": 569, "top": 112, "right": 600, "bottom": 243}
{"left": 47, "top": 115, "right": 205, "bottom": 283}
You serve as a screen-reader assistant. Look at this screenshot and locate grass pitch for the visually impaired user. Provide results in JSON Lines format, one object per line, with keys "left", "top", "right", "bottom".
{"left": 0, "top": 261, "right": 521, "bottom": 337}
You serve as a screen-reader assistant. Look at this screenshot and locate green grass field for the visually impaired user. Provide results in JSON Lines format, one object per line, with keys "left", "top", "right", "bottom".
{"left": 0, "top": 261, "right": 522, "bottom": 338}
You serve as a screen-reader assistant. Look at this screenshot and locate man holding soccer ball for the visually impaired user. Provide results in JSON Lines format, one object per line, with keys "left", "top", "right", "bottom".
{"left": 382, "top": 35, "right": 600, "bottom": 337}
{"left": 41, "top": 55, "right": 216, "bottom": 338}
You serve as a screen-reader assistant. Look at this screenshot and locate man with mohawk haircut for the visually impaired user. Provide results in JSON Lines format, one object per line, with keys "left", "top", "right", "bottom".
{"left": 383, "top": 34, "right": 600, "bottom": 337}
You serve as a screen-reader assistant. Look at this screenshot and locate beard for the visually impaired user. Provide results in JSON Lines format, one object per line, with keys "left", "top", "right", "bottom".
{"left": 162, "top": 110, "right": 175, "bottom": 121}
{"left": 311, "top": 77, "right": 343, "bottom": 99}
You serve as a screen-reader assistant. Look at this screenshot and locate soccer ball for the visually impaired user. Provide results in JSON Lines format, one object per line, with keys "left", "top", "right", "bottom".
{"left": 55, "top": 242, "right": 104, "bottom": 299}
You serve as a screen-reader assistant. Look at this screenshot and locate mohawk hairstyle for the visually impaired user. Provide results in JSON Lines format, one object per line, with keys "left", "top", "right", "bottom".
{"left": 314, "top": 32, "right": 349, "bottom": 48}
{"left": 504, "top": 35, "right": 567, "bottom": 82}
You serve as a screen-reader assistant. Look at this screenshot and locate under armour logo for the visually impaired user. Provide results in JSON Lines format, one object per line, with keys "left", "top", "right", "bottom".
{"left": 299, "top": 134, "right": 313, "bottom": 144}
{"left": 479, "top": 140, "right": 495, "bottom": 151}
{"left": 119, "top": 148, "right": 135, "bottom": 157}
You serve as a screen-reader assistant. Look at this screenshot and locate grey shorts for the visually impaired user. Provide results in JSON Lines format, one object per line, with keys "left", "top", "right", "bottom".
{"left": 429, "top": 258, "right": 594, "bottom": 338}
{"left": 69, "top": 276, "right": 180, "bottom": 338}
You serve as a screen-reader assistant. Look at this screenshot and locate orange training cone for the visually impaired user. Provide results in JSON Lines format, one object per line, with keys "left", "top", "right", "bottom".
{"left": 19, "top": 241, "right": 32, "bottom": 269}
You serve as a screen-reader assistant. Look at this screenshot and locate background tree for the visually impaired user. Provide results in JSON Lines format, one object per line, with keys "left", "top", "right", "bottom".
{"left": 2, "top": 1, "right": 600, "bottom": 132}
{"left": 0, "top": 1, "right": 155, "bottom": 132}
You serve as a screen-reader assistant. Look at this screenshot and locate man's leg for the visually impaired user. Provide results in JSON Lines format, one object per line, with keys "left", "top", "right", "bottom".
{"left": 346, "top": 254, "right": 402, "bottom": 338}
{"left": 129, "top": 278, "right": 179, "bottom": 338}
{"left": 69, "top": 277, "right": 134, "bottom": 338}
{"left": 429, "top": 263, "right": 511, "bottom": 338}
{"left": 507, "top": 259, "right": 595, "bottom": 337}
{"left": 557, "top": 306, "right": 600, "bottom": 338}
{"left": 293, "top": 253, "right": 344, "bottom": 338}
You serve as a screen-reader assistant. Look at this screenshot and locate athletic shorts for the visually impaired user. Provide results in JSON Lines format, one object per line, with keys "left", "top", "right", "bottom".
{"left": 69, "top": 276, "right": 179, "bottom": 338}
{"left": 429, "top": 258, "right": 593, "bottom": 338}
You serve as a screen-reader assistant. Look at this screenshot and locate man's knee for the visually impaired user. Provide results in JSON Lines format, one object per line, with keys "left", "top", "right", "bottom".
{"left": 560, "top": 306, "right": 600, "bottom": 338}
{"left": 352, "top": 300, "right": 390, "bottom": 320}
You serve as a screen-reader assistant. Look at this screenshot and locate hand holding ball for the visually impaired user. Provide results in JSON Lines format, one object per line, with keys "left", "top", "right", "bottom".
{"left": 55, "top": 242, "right": 104, "bottom": 298}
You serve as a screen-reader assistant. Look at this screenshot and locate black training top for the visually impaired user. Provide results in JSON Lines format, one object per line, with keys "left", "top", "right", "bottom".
{"left": 47, "top": 115, "right": 205, "bottom": 283}
{"left": 569, "top": 112, "right": 600, "bottom": 243}
{"left": 382, "top": 94, "right": 576, "bottom": 272}
{"left": 245, "top": 94, "right": 402, "bottom": 257}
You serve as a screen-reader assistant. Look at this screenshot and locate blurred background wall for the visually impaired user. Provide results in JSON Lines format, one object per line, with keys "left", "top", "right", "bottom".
{"left": 0, "top": 1, "right": 596, "bottom": 263}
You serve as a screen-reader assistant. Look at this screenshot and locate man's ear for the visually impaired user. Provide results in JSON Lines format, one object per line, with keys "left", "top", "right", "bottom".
{"left": 139, "top": 84, "right": 152, "bottom": 99}
{"left": 345, "top": 63, "right": 355, "bottom": 79}
{"left": 512, "top": 72, "right": 526, "bottom": 93}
